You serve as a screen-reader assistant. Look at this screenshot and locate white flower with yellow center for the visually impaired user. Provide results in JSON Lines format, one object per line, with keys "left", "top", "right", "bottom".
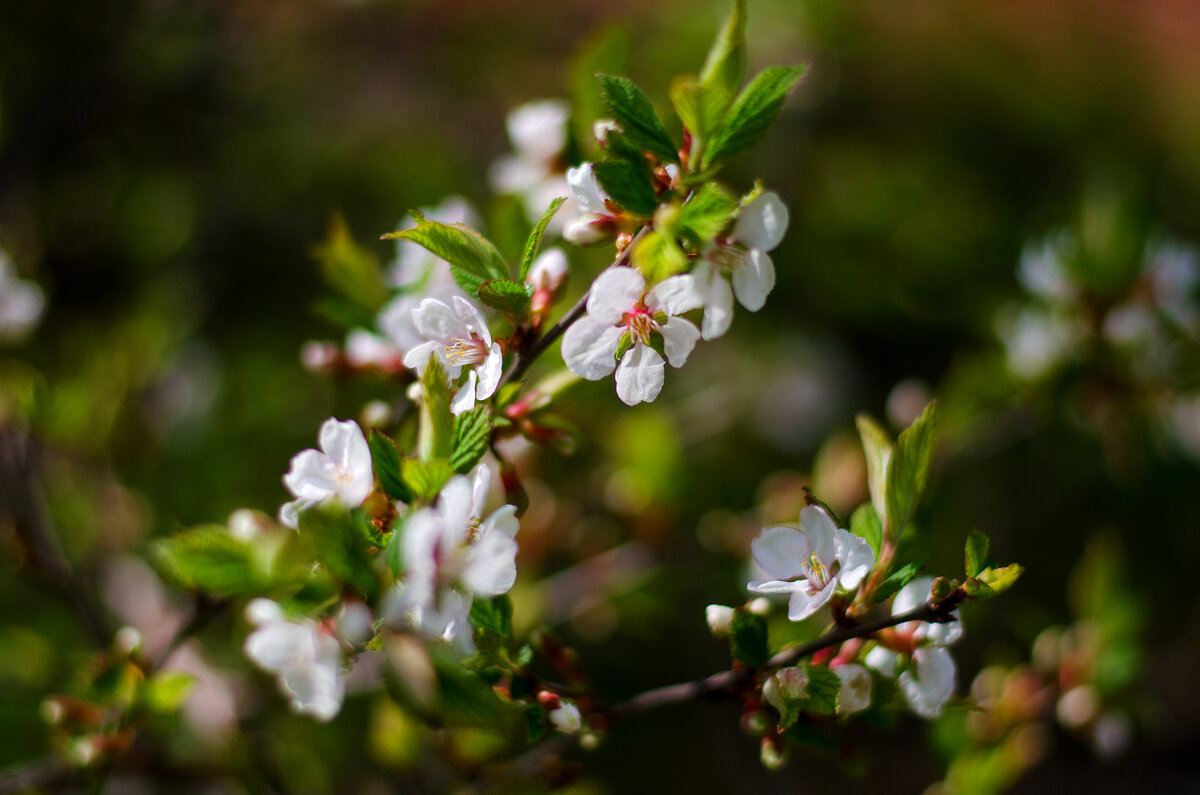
{"left": 279, "top": 418, "right": 373, "bottom": 528}
{"left": 403, "top": 296, "right": 503, "bottom": 415}
{"left": 243, "top": 599, "right": 345, "bottom": 722}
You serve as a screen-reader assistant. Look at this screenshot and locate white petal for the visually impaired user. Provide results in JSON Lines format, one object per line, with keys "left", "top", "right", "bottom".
{"left": 507, "top": 99, "right": 568, "bottom": 162}
{"left": 587, "top": 267, "right": 645, "bottom": 325}
{"left": 561, "top": 316, "right": 623, "bottom": 380}
{"left": 462, "top": 530, "right": 519, "bottom": 596}
{"left": 614, "top": 343, "right": 665, "bottom": 405}
{"left": 900, "top": 647, "right": 956, "bottom": 718}
{"left": 747, "top": 578, "right": 808, "bottom": 595}
{"left": 437, "top": 475, "right": 475, "bottom": 543}
{"left": 658, "top": 318, "right": 700, "bottom": 368}
{"left": 413, "top": 298, "right": 466, "bottom": 343}
{"left": 864, "top": 647, "right": 897, "bottom": 677}
{"left": 245, "top": 621, "right": 308, "bottom": 673}
{"left": 834, "top": 664, "right": 872, "bottom": 714}
{"left": 702, "top": 272, "right": 734, "bottom": 340}
{"left": 893, "top": 576, "right": 933, "bottom": 616}
{"left": 924, "top": 614, "right": 963, "bottom": 647}
{"left": 489, "top": 153, "right": 544, "bottom": 195}
{"left": 283, "top": 449, "right": 338, "bottom": 501}
{"left": 245, "top": 598, "right": 284, "bottom": 626}
{"left": 469, "top": 464, "right": 492, "bottom": 519}
{"left": 751, "top": 526, "right": 810, "bottom": 580}
{"left": 528, "top": 247, "right": 568, "bottom": 291}
{"left": 734, "top": 191, "right": 789, "bottom": 252}
{"left": 645, "top": 273, "right": 703, "bottom": 316}
{"left": 278, "top": 499, "right": 306, "bottom": 529}
{"left": 798, "top": 505, "right": 838, "bottom": 567}
{"left": 378, "top": 295, "right": 424, "bottom": 351}
{"left": 451, "top": 371, "right": 477, "bottom": 415}
{"left": 452, "top": 296, "right": 492, "bottom": 348}
{"left": 319, "top": 419, "right": 372, "bottom": 506}
{"left": 402, "top": 340, "right": 442, "bottom": 373}
{"left": 566, "top": 163, "right": 609, "bottom": 215}
{"left": 563, "top": 214, "right": 610, "bottom": 246}
{"left": 834, "top": 528, "right": 875, "bottom": 591}
{"left": 480, "top": 504, "right": 519, "bottom": 538}
{"left": 787, "top": 578, "right": 836, "bottom": 621}
{"left": 731, "top": 249, "right": 775, "bottom": 311}
{"left": 475, "top": 343, "right": 503, "bottom": 399}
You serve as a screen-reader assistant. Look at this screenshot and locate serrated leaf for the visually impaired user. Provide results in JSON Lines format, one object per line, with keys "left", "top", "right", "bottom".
{"left": 450, "top": 406, "right": 492, "bottom": 474}
{"left": 593, "top": 157, "right": 659, "bottom": 218}
{"left": 383, "top": 218, "right": 508, "bottom": 283}
{"left": 730, "top": 607, "right": 769, "bottom": 667}
{"left": 369, "top": 430, "right": 412, "bottom": 503}
{"left": 678, "top": 181, "right": 738, "bottom": 245}
{"left": 886, "top": 401, "right": 938, "bottom": 536}
{"left": 798, "top": 665, "right": 841, "bottom": 716}
{"left": 298, "top": 508, "right": 380, "bottom": 600}
{"left": 152, "top": 526, "right": 264, "bottom": 597}
{"left": 670, "top": 78, "right": 732, "bottom": 166}
{"left": 849, "top": 503, "right": 883, "bottom": 558}
{"left": 964, "top": 529, "right": 989, "bottom": 579}
{"left": 962, "top": 577, "right": 993, "bottom": 599}
{"left": 631, "top": 229, "right": 688, "bottom": 281}
{"left": 699, "top": 0, "right": 747, "bottom": 96}
{"left": 418, "top": 358, "right": 454, "bottom": 463}
{"left": 597, "top": 74, "right": 678, "bottom": 163}
{"left": 856, "top": 414, "right": 892, "bottom": 530}
{"left": 314, "top": 214, "right": 389, "bottom": 312}
{"left": 519, "top": 197, "right": 567, "bottom": 280}
{"left": 873, "top": 561, "right": 925, "bottom": 604}
{"left": 401, "top": 458, "right": 455, "bottom": 503}
{"left": 704, "top": 64, "right": 807, "bottom": 167}
{"left": 976, "top": 563, "right": 1024, "bottom": 597}
{"left": 478, "top": 279, "right": 532, "bottom": 323}
{"left": 469, "top": 595, "right": 513, "bottom": 638}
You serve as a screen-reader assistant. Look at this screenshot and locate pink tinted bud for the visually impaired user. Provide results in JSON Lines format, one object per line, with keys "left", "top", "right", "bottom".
{"left": 301, "top": 340, "right": 340, "bottom": 372}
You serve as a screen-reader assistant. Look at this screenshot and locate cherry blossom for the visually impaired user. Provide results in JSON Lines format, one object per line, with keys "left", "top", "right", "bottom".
{"left": 244, "top": 599, "right": 345, "bottom": 722}
{"left": 0, "top": 250, "right": 45, "bottom": 340}
{"left": 279, "top": 418, "right": 373, "bottom": 528}
{"left": 488, "top": 100, "right": 572, "bottom": 228}
{"left": 403, "top": 296, "right": 503, "bottom": 415}
{"left": 561, "top": 267, "right": 703, "bottom": 405}
{"left": 562, "top": 163, "right": 619, "bottom": 246}
{"left": 695, "top": 191, "right": 789, "bottom": 340}
{"left": 747, "top": 504, "right": 874, "bottom": 621}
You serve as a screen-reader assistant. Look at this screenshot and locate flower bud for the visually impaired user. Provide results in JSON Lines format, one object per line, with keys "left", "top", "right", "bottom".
{"left": 114, "top": 626, "right": 143, "bottom": 656}
{"left": 759, "top": 737, "right": 789, "bottom": 770}
{"left": 300, "top": 340, "right": 340, "bottom": 372}
{"left": 1056, "top": 684, "right": 1098, "bottom": 729}
{"left": 563, "top": 215, "right": 613, "bottom": 247}
{"left": 549, "top": 699, "right": 583, "bottom": 734}
{"left": 593, "top": 118, "right": 619, "bottom": 147}
{"left": 360, "top": 400, "right": 393, "bottom": 430}
{"left": 528, "top": 248, "right": 569, "bottom": 295}
{"left": 705, "top": 604, "right": 735, "bottom": 637}
{"left": 747, "top": 597, "right": 771, "bottom": 616}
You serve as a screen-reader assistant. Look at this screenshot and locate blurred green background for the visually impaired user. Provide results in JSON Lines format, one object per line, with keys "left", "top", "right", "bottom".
{"left": 2, "top": 0, "right": 1199, "bottom": 792}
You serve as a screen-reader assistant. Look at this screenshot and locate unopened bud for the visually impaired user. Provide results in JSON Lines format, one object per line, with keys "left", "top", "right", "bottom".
{"left": 549, "top": 699, "right": 583, "bottom": 734}
{"left": 527, "top": 247, "right": 569, "bottom": 293}
{"left": 593, "top": 118, "right": 619, "bottom": 147}
{"left": 40, "top": 698, "right": 65, "bottom": 726}
{"left": 300, "top": 340, "right": 340, "bottom": 372}
{"left": 1056, "top": 685, "right": 1098, "bottom": 729}
{"left": 114, "top": 626, "right": 142, "bottom": 656}
{"left": 228, "top": 508, "right": 272, "bottom": 541}
{"left": 360, "top": 400, "right": 393, "bottom": 430}
{"left": 931, "top": 576, "right": 955, "bottom": 603}
{"left": 69, "top": 736, "right": 101, "bottom": 767}
{"left": 759, "top": 737, "right": 789, "bottom": 771}
{"left": 741, "top": 709, "right": 771, "bottom": 736}
{"left": 705, "top": 604, "right": 734, "bottom": 637}
{"left": 747, "top": 597, "right": 771, "bottom": 616}
{"left": 563, "top": 215, "right": 613, "bottom": 247}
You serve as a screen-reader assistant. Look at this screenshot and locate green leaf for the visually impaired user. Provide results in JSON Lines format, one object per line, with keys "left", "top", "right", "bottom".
{"left": 152, "top": 526, "right": 264, "bottom": 597}
{"left": 670, "top": 78, "right": 732, "bottom": 166}
{"left": 631, "top": 229, "right": 688, "bottom": 281}
{"left": 141, "top": 671, "right": 196, "bottom": 714}
{"left": 849, "top": 503, "right": 883, "bottom": 559}
{"left": 597, "top": 74, "right": 678, "bottom": 163}
{"left": 885, "top": 401, "right": 938, "bottom": 536}
{"left": 430, "top": 646, "right": 518, "bottom": 727}
{"left": 964, "top": 529, "right": 989, "bottom": 579}
{"left": 699, "top": 0, "right": 747, "bottom": 96}
{"left": 704, "top": 64, "right": 807, "bottom": 167}
{"left": 298, "top": 508, "right": 380, "bottom": 601}
{"left": 976, "top": 563, "right": 1024, "bottom": 597}
{"left": 369, "top": 430, "right": 412, "bottom": 503}
{"left": 678, "top": 181, "right": 738, "bottom": 245}
{"left": 383, "top": 217, "right": 508, "bottom": 284}
{"left": 450, "top": 406, "right": 492, "bottom": 474}
{"left": 383, "top": 524, "right": 405, "bottom": 577}
{"left": 856, "top": 414, "right": 892, "bottom": 530}
{"left": 798, "top": 665, "right": 840, "bottom": 716}
{"left": 313, "top": 214, "right": 390, "bottom": 312}
{"left": 401, "top": 458, "right": 456, "bottom": 503}
{"left": 593, "top": 157, "right": 659, "bottom": 218}
{"left": 477, "top": 279, "right": 533, "bottom": 324}
{"left": 418, "top": 358, "right": 454, "bottom": 463}
{"left": 518, "top": 197, "right": 567, "bottom": 280}
{"left": 730, "top": 606, "right": 769, "bottom": 667}
{"left": 873, "top": 561, "right": 925, "bottom": 604}
{"left": 469, "top": 595, "right": 513, "bottom": 639}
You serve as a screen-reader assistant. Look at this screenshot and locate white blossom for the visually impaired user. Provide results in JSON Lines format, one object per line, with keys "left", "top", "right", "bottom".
{"left": 279, "top": 418, "right": 373, "bottom": 528}
{"left": 695, "top": 191, "right": 789, "bottom": 340}
{"left": 244, "top": 599, "right": 345, "bottom": 722}
{"left": 560, "top": 267, "right": 702, "bottom": 405}
{"left": 403, "top": 296, "right": 503, "bottom": 415}
{"left": 527, "top": 247, "right": 569, "bottom": 293}
{"left": 747, "top": 505, "right": 874, "bottom": 621}
{"left": 549, "top": 700, "right": 583, "bottom": 734}
{"left": 0, "top": 251, "right": 45, "bottom": 340}
{"left": 488, "top": 100, "right": 573, "bottom": 228}
{"left": 705, "top": 604, "right": 735, "bottom": 637}
{"left": 344, "top": 329, "right": 404, "bottom": 370}
{"left": 562, "top": 163, "right": 618, "bottom": 246}
{"left": 833, "top": 664, "right": 872, "bottom": 714}
{"left": 863, "top": 576, "right": 962, "bottom": 718}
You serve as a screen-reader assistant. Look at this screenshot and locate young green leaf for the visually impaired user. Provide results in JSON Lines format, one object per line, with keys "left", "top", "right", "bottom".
{"left": 670, "top": 77, "right": 732, "bottom": 166}
{"left": 631, "top": 229, "right": 688, "bottom": 281}
{"left": 401, "top": 458, "right": 456, "bottom": 503}
{"left": 976, "top": 563, "right": 1024, "bottom": 597}
{"left": 152, "top": 526, "right": 265, "bottom": 597}
{"left": 597, "top": 74, "right": 679, "bottom": 163}
{"left": 314, "top": 214, "right": 390, "bottom": 312}
{"left": 678, "top": 181, "right": 738, "bottom": 245}
{"left": 885, "top": 401, "right": 938, "bottom": 536}
{"left": 478, "top": 279, "right": 533, "bottom": 323}
{"left": 798, "top": 664, "right": 841, "bottom": 716}
{"left": 699, "top": 0, "right": 747, "bottom": 96}
{"left": 450, "top": 405, "right": 492, "bottom": 474}
{"left": 873, "top": 561, "right": 925, "bottom": 604}
{"left": 383, "top": 218, "right": 508, "bottom": 284}
{"left": 518, "top": 197, "right": 567, "bottom": 281}
{"left": 369, "top": 430, "right": 412, "bottom": 503}
{"left": 856, "top": 414, "right": 893, "bottom": 531}
{"left": 704, "top": 64, "right": 808, "bottom": 167}
{"left": 141, "top": 671, "right": 196, "bottom": 714}
{"left": 469, "top": 594, "right": 514, "bottom": 638}
{"left": 964, "top": 529, "right": 989, "bottom": 579}
{"left": 730, "top": 606, "right": 769, "bottom": 667}
{"left": 593, "top": 157, "right": 659, "bottom": 218}
{"left": 849, "top": 503, "right": 883, "bottom": 559}
{"left": 418, "top": 358, "right": 454, "bottom": 463}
